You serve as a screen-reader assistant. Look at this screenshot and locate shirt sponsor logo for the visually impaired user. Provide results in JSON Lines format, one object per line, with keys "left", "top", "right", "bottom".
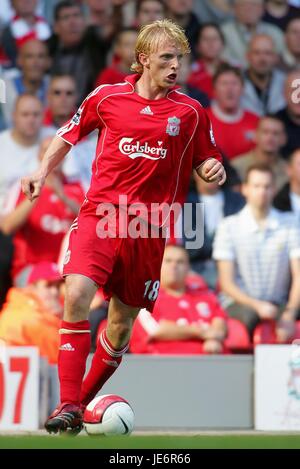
{"left": 166, "top": 116, "right": 180, "bottom": 136}
{"left": 119, "top": 137, "right": 167, "bottom": 160}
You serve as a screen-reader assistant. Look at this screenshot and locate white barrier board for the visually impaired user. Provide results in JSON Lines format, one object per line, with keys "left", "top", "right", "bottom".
{"left": 255, "top": 345, "right": 300, "bottom": 430}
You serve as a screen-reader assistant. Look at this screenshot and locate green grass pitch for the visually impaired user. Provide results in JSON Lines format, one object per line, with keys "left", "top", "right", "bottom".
{"left": 0, "top": 434, "right": 300, "bottom": 449}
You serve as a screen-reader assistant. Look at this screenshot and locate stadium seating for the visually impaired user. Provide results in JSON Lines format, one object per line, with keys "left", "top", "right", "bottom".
{"left": 224, "top": 318, "right": 252, "bottom": 353}
{"left": 253, "top": 320, "right": 300, "bottom": 345}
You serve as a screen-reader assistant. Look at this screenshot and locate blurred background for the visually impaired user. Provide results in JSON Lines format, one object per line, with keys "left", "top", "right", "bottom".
{"left": 0, "top": 0, "right": 300, "bottom": 432}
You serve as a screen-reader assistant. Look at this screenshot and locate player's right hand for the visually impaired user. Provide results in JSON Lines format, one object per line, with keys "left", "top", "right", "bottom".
{"left": 21, "top": 170, "right": 46, "bottom": 201}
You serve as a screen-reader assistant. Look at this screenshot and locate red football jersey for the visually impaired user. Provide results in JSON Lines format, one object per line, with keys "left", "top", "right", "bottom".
{"left": 206, "top": 107, "right": 259, "bottom": 160}
{"left": 57, "top": 74, "right": 221, "bottom": 225}
{"left": 5, "top": 182, "right": 84, "bottom": 279}
{"left": 130, "top": 286, "right": 227, "bottom": 354}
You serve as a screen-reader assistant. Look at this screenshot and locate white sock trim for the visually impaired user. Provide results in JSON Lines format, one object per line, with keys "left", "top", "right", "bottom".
{"left": 100, "top": 330, "right": 129, "bottom": 358}
{"left": 59, "top": 329, "right": 91, "bottom": 334}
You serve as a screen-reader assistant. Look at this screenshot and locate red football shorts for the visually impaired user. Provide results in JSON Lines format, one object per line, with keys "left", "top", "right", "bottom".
{"left": 63, "top": 200, "right": 166, "bottom": 312}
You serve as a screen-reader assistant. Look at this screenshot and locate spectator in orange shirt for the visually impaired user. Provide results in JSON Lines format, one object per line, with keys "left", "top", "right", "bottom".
{"left": 0, "top": 262, "right": 63, "bottom": 364}
{"left": 130, "top": 244, "right": 228, "bottom": 355}
{"left": 207, "top": 64, "right": 260, "bottom": 160}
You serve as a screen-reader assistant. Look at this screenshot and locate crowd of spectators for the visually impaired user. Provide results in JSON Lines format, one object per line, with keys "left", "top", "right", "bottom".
{"left": 0, "top": 0, "right": 300, "bottom": 362}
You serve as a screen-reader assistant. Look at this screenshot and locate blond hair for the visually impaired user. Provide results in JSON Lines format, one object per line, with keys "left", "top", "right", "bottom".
{"left": 131, "top": 19, "right": 191, "bottom": 74}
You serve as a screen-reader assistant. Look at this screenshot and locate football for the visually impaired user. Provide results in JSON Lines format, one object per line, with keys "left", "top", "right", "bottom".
{"left": 83, "top": 394, "right": 135, "bottom": 436}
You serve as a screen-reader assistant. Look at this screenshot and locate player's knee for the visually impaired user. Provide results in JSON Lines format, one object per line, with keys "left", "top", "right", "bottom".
{"left": 65, "top": 285, "right": 91, "bottom": 321}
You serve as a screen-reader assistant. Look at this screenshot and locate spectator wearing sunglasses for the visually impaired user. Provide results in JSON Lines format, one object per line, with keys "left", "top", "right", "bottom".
{"left": 43, "top": 73, "right": 76, "bottom": 129}
{"left": 42, "top": 73, "right": 96, "bottom": 190}
{"left": 42, "top": 73, "right": 78, "bottom": 176}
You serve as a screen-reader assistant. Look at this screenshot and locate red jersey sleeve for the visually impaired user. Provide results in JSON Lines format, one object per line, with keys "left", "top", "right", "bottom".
{"left": 56, "top": 88, "right": 103, "bottom": 145}
{"left": 192, "top": 106, "right": 222, "bottom": 169}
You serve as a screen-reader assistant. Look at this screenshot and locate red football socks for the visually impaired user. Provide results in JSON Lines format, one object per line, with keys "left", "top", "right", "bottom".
{"left": 80, "top": 329, "right": 129, "bottom": 406}
{"left": 58, "top": 320, "right": 91, "bottom": 405}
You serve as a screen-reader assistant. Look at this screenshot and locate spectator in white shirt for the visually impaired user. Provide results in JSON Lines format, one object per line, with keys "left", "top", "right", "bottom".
{"left": 42, "top": 73, "right": 96, "bottom": 190}
{"left": 0, "top": 94, "right": 42, "bottom": 218}
{"left": 213, "top": 163, "right": 300, "bottom": 341}
{"left": 183, "top": 172, "right": 245, "bottom": 288}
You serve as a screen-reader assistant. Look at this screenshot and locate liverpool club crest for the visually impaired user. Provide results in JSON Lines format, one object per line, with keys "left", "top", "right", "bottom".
{"left": 166, "top": 116, "right": 181, "bottom": 136}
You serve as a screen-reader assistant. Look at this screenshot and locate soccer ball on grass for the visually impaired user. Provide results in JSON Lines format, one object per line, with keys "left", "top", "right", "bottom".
{"left": 83, "top": 394, "right": 134, "bottom": 436}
